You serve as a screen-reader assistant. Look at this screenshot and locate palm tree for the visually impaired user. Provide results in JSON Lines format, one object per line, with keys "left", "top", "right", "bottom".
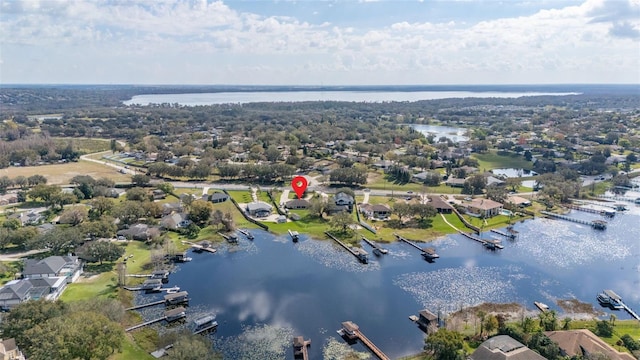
{"left": 562, "top": 317, "right": 571, "bottom": 330}
{"left": 609, "top": 313, "right": 616, "bottom": 326}
{"left": 477, "top": 310, "right": 486, "bottom": 336}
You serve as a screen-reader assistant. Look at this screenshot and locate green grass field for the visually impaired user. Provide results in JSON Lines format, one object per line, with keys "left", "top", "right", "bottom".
{"left": 471, "top": 151, "right": 533, "bottom": 172}
{"left": 570, "top": 319, "right": 640, "bottom": 353}
{"left": 53, "top": 137, "right": 111, "bottom": 154}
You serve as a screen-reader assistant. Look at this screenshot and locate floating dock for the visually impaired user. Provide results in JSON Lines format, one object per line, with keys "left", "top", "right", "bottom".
{"left": 490, "top": 229, "right": 516, "bottom": 239}
{"left": 540, "top": 211, "right": 607, "bottom": 230}
{"left": 293, "top": 336, "right": 311, "bottom": 360}
{"left": 325, "top": 232, "right": 368, "bottom": 263}
{"left": 394, "top": 234, "right": 440, "bottom": 259}
{"left": 361, "top": 236, "right": 388, "bottom": 255}
{"left": 597, "top": 290, "right": 640, "bottom": 320}
{"left": 125, "top": 307, "right": 186, "bottom": 332}
{"left": 337, "top": 321, "right": 390, "bottom": 360}
{"left": 534, "top": 301, "right": 549, "bottom": 312}
{"left": 238, "top": 229, "right": 254, "bottom": 240}
{"left": 289, "top": 229, "right": 300, "bottom": 242}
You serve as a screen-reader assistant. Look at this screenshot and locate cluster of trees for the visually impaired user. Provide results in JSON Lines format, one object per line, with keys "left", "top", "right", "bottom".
{"left": 216, "top": 163, "right": 295, "bottom": 182}
{"left": 391, "top": 202, "right": 437, "bottom": 225}
{"left": 0, "top": 299, "right": 124, "bottom": 360}
{"left": 329, "top": 167, "right": 368, "bottom": 185}
{"left": 537, "top": 168, "right": 582, "bottom": 205}
{"left": 0, "top": 174, "right": 46, "bottom": 194}
{"left": 0, "top": 134, "right": 81, "bottom": 168}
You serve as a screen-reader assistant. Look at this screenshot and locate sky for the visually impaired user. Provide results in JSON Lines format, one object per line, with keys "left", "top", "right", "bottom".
{"left": 0, "top": 0, "right": 639, "bottom": 85}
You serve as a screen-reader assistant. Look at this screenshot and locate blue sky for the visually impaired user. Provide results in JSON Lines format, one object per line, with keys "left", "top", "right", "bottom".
{"left": 0, "top": 0, "right": 638, "bottom": 85}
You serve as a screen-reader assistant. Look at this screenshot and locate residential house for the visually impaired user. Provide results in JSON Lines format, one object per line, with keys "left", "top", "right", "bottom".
{"left": 507, "top": 196, "right": 532, "bottom": 208}
{"left": 334, "top": 192, "right": 354, "bottom": 213}
{"left": 161, "top": 213, "right": 191, "bottom": 230}
{"left": 210, "top": 192, "right": 229, "bottom": 204}
{"left": 445, "top": 178, "right": 466, "bottom": 188}
{"left": 467, "top": 198, "right": 504, "bottom": 218}
{"left": 285, "top": 199, "right": 310, "bottom": 209}
{"left": 152, "top": 189, "right": 166, "bottom": 200}
{"left": 0, "top": 281, "right": 32, "bottom": 311}
{"left": 360, "top": 204, "right": 392, "bottom": 220}
{"left": 470, "top": 335, "right": 546, "bottom": 360}
{"left": 7, "top": 211, "right": 42, "bottom": 226}
{"left": 117, "top": 223, "right": 161, "bottom": 241}
{"left": 545, "top": 329, "right": 636, "bottom": 360}
{"left": 486, "top": 176, "right": 506, "bottom": 187}
{"left": 23, "top": 255, "right": 83, "bottom": 283}
{"left": 0, "top": 338, "right": 26, "bottom": 360}
{"left": 0, "top": 277, "right": 67, "bottom": 311}
{"left": 427, "top": 195, "right": 453, "bottom": 214}
{"left": 372, "top": 160, "right": 394, "bottom": 170}
{"left": 246, "top": 201, "right": 273, "bottom": 218}
{"left": 0, "top": 193, "right": 18, "bottom": 206}
{"left": 162, "top": 203, "right": 183, "bottom": 216}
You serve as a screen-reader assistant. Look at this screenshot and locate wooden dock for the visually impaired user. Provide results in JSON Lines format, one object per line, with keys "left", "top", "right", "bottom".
{"left": 361, "top": 237, "right": 388, "bottom": 254}
{"left": 218, "top": 232, "right": 238, "bottom": 243}
{"left": 293, "top": 336, "right": 311, "bottom": 360}
{"left": 325, "top": 232, "right": 368, "bottom": 263}
{"left": 540, "top": 211, "right": 607, "bottom": 230}
{"left": 565, "top": 203, "right": 615, "bottom": 217}
{"left": 337, "top": 321, "right": 389, "bottom": 360}
{"left": 182, "top": 241, "right": 217, "bottom": 253}
{"left": 395, "top": 234, "right": 440, "bottom": 259}
{"left": 125, "top": 307, "right": 186, "bottom": 332}
{"left": 490, "top": 229, "right": 516, "bottom": 239}
{"left": 238, "top": 229, "right": 254, "bottom": 240}
{"left": 125, "top": 300, "right": 165, "bottom": 311}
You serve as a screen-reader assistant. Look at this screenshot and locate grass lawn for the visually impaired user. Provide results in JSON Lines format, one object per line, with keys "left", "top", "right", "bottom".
{"left": 583, "top": 181, "right": 610, "bottom": 196}
{"left": 366, "top": 171, "right": 463, "bottom": 194}
{"left": 111, "top": 337, "right": 154, "bottom": 360}
{"left": 0, "top": 160, "right": 131, "bottom": 185}
{"left": 226, "top": 190, "right": 254, "bottom": 203}
{"left": 465, "top": 214, "right": 526, "bottom": 230}
{"left": 52, "top": 137, "right": 111, "bottom": 154}
{"left": 269, "top": 215, "right": 330, "bottom": 238}
{"left": 471, "top": 151, "right": 533, "bottom": 172}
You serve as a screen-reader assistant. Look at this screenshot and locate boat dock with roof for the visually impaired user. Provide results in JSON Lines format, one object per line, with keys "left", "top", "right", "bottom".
{"left": 293, "top": 336, "right": 311, "bottom": 360}
{"left": 125, "top": 307, "right": 187, "bottom": 332}
{"left": 597, "top": 290, "right": 640, "bottom": 320}
{"left": 192, "top": 314, "right": 218, "bottom": 334}
{"left": 238, "top": 229, "right": 254, "bottom": 240}
{"left": 288, "top": 229, "right": 300, "bottom": 242}
{"left": 337, "top": 321, "right": 390, "bottom": 360}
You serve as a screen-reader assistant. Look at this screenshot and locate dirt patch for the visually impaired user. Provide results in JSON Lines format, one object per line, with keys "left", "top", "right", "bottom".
{"left": 0, "top": 160, "right": 131, "bottom": 185}
{"left": 76, "top": 273, "right": 102, "bottom": 283}
{"left": 556, "top": 298, "right": 605, "bottom": 318}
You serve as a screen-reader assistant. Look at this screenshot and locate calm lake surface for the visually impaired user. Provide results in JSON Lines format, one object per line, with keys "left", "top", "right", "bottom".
{"left": 123, "top": 90, "right": 578, "bottom": 106}
{"left": 491, "top": 168, "right": 539, "bottom": 178}
{"left": 408, "top": 124, "right": 469, "bottom": 143}
{"left": 134, "top": 206, "right": 640, "bottom": 359}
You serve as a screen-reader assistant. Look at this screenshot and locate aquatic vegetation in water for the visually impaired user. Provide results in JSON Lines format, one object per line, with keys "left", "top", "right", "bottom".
{"left": 212, "top": 324, "right": 293, "bottom": 360}
{"left": 323, "top": 337, "right": 371, "bottom": 360}
{"left": 393, "top": 266, "right": 522, "bottom": 314}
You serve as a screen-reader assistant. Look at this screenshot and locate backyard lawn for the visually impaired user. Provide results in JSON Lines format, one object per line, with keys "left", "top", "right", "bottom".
{"left": 471, "top": 151, "right": 533, "bottom": 172}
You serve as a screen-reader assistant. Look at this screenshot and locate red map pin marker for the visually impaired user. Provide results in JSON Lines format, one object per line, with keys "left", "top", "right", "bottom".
{"left": 291, "top": 176, "right": 308, "bottom": 199}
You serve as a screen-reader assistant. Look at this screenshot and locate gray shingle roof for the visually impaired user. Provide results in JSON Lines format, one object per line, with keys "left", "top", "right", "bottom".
{"left": 23, "top": 256, "right": 68, "bottom": 276}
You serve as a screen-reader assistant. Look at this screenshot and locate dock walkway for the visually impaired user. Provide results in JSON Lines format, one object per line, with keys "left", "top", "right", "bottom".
{"left": 125, "top": 300, "right": 165, "bottom": 311}
{"left": 325, "top": 232, "right": 368, "bottom": 263}
{"left": 182, "top": 241, "right": 217, "bottom": 253}
{"left": 362, "top": 237, "right": 388, "bottom": 254}
{"left": 490, "top": 229, "right": 516, "bottom": 239}
{"left": 540, "top": 211, "right": 607, "bottom": 230}
{"left": 338, "top": 321, "right": 389, "bottom": 360}
{"left": 565, "top": 204, "right": 614, "bottom": 217}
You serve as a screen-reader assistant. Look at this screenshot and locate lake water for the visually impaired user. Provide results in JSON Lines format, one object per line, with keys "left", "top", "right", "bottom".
{"left": 408, "top": 124, "right": 469, "bottom": 143}
{"left": 123, "top": 90, "right": 579, "bottom": 106}
{"left": 133, "top": 208, "right": 640, "bottom": 359}
{"left": 492, "top": 168, "right": 538, "bottom": 178}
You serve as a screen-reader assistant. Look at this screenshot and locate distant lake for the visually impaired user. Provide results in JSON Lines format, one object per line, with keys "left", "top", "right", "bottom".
{"left": 133, "top": 208, "right": 640, "bottom": 359}
{"left": 408, "top": 124, "right": 469, "bottom": 142}
{"left": 492, "top": 168, "right": 538, "bottom": 178}
{"left": 123, "top": 90, "right": 579, "bottom": 106}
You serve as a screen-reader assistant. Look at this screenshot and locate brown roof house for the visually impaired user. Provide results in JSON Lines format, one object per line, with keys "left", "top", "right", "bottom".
{"left": 470, "top": 335, "right": 546, "bottom": 360}
{"left": 545, "top": 329, "right": 636, "bottom": 360}
{"left": 467, "top": 198, "right": 504, "bottom": 218}
{"left": 0, "top": 338, "right": 25, "bottom": 360}
{"left": 285, "top": 199, "right": 310, "bottom": 209}
{"left": 427, "top": 195, "right": 453, "bottom": 214}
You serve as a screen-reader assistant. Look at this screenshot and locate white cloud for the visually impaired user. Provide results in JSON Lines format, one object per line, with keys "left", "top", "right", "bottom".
{"left": 0, "top": 0, "right": 638, "bottom": 84}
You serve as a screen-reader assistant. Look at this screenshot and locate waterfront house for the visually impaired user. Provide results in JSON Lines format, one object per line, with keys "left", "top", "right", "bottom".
{"left": 470, "top": 335, "right": 546, "bottom": 360}
{"left": 545, "top": 330, "right": 636, "bottom": 360}
{"left": 427, "top": 195, "right": 453, "bottom": 214}
{"left": 0, "top": 277, "right": 67, "bottom": 311}
{"left": 246, "top": 201, "right": 273, "bottom": 218}
{"left": 117, "top": 223, "right": 161, "bottom": 241}
{"left": 285, "top": 199, "right": 310, "bottom": 209}
{"left": 0, "top": 281, "right": 32, "bottom": 310}
{"left": 467, "top": 198, "right": 504, "bottom": 218}
{"left": 360, "top": 204, "right": 392, "bottom": 220}
{"left": 0, "top": 338, "right": 26, "bottom": 360}
{"left": 23, "top": 255, "right": 83, "bottom": 283}
{"left": 160, "top": 212, "right": 190, "bottom": 230}
{"left": 507, "top": 195, "right": 532, "bottom": 208}
{"left": 210, "top": 192, "right": 229, "bottom": 204}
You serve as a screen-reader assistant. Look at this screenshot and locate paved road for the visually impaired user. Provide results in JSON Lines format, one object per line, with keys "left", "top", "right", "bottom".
{"left": 79, "top": 151, "right": 138, "bottom": 175}
{"left": 0, "top": 249, "right": 49, "bottom": 261}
